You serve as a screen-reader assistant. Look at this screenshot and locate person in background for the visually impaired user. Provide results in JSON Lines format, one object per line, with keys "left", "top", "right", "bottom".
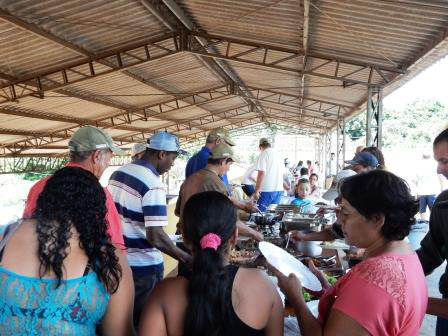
{"left": 417, "top": 128, "right": 448, "bottom": 335}
{"left": 290, "top": 169, "right": 356, "bottom": 242}
{"left": 175, "top": 143, "right": 262, "bottom": 241}
{"left": 309, "top": 173, "right": 321, "bottom": 198}
{"left": 294, "top": 160, "right": 304, "bottom": 176}
{"left": 344, "top": 151, "right": 378, "bottom": 174}
{"left": 185, "top": 128, "right": 235, "bottom": 194}
{"left": 253, "top": 138, "right": 285, "bottom": 212}
{"left": 413, "top": 152, "right": 443, "bottom": 220}
{"left": 139, "top": 191, "right": 284, "bottom": 336}
{"left": 306, "top": 160, "right": 314, "bottom": 175}
{"left": 108, "top": 132, "right": 191, "bottom": 329}
{"left": 283, "top": 158, "right": 293, "bottom": 195}
{"left": 273, "top": 170, "right": 427, "bottom": 335}
{"left": 290, "top": 179, "right": 317, "bottom": 214}
{"left": 362, "top": 146, "right": 386, "bottom": 170}
{"left": 299, "top": 167, "right": 309, "bottom": 179}
{"left": 23, "top": 125, "right": 126, "bottom": 250}
{"left": 0, "top": 167, "right": 134, "bottom": 335}
{"left": 241, "top": 164, "right": 257, "bottom": 198}
{"left": 131, "top": 143, "right": 147, "bottom": 162}
{"left": 355, "top": 145, "right": 365, "bottom": 154}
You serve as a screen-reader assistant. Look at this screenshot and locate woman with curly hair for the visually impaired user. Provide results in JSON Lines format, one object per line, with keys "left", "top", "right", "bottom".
{"left": 0, "top": 167, "right": 134, "bottom": 335}
{"left": 272, "top": 170, "right": 428, "bottom": 335}
{"left": 139, "top": 191, "right": 283, "bottom": 336}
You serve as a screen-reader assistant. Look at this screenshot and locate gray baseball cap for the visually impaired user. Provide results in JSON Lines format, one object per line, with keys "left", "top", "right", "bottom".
{"left": 68, "top": 126, "right": 125, "bottom": 155}
{"left": 208, "top": 128, "right": 235, "bottom": 146}
{"left": 210, "top": 143, "right": 234, "bottom": 161}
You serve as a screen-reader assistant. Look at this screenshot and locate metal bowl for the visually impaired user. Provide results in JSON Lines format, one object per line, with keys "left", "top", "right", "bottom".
{"left": 252, "top": 212, "right": 280, "bottom": 226}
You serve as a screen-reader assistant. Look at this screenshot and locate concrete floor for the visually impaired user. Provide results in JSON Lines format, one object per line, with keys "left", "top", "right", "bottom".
{"left": 420, "top": 262, "right": 446, "bottom": 335}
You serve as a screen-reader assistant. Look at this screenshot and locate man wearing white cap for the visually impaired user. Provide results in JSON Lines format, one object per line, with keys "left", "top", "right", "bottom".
{"left": 23, "top": 125, "right": 126, "bottom": 250}
{"left": 108, "top": 131, "right": 191, "bottom": 327}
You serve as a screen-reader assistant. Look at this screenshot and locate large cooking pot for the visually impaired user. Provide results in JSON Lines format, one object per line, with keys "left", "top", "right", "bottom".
{"left": 252, "top": 212, "right": 280, "bottom": 226}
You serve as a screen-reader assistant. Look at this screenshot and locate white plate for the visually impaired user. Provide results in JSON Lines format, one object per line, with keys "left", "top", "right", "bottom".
{"left": 306, "top": 300, "right": 320, "bottom": 317}
{"left": 259, "top": 242, "right": 322, "bottom": 292}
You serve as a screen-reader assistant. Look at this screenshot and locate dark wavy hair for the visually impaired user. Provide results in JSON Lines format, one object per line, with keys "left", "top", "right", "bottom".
{"left": 340, "top": 170, "right": 419, "bottom": 241}
{"left": 33, "top": 167, "right": 122, "bottom": 293}
{"left": 362, "top": 146, "right": 386, "bottom": 170}
{"left": 182, "top": 191, "right": 237, "bottom": 336}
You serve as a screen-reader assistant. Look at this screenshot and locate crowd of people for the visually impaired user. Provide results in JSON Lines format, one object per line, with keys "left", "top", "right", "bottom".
{"left": 1, "top": 124, "right": 448, "bottom": 335}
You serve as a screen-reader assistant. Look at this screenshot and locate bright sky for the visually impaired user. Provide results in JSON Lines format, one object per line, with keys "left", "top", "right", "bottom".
{"left": 384, "top": 55, "right": 448, "bottom": 110}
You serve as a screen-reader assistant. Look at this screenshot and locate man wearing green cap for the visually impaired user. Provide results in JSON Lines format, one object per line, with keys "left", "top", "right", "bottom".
{"left": 23, "top": 125, "right": 126, "bottom": 250}
{"left": 177, "top": 142, "right": 262, "bottom": 238}
{"left": 176, "top": 142, "right": 263, "bottom": 276}
{"left": 185, "top": 128, "right": 235, "bottom": 194}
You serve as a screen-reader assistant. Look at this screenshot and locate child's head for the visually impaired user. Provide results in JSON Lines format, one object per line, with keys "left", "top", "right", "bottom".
{"left": 295, "top": 178, "right": 311, "bottom": 199}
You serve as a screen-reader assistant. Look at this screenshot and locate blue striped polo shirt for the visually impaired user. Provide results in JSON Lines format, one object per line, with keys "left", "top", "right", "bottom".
{"left": 108, "top": 160, "right": 167, "bottom": 275}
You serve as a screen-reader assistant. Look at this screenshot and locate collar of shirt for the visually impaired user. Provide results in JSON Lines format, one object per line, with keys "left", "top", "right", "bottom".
{"left": 202, "top": 167, "right": 219, "bottom": 176}
{"left": 134, "top": 159, "right": 160, "bottom": 176}
{"left": 66, "top": 162, "right": 88, "bottom": 170}
{"left": 199, "top": 146, "right": 210, "bottom": 157}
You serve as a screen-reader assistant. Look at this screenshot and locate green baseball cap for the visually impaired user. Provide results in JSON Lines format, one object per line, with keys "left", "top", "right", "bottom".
{"left": 210, "top": 143, "right": 235, "bottom": 161}
{"left": 68, "top": 126, "right": 126, "bottom": 155}
{"left": 259, "top": 137, "right": 270, "bottom": 146}
{"left": 208, "top": 127, "right": 235, "bottom": 146}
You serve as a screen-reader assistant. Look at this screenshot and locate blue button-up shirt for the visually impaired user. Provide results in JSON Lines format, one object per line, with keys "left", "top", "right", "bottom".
{"left": 185, "top": 146, "right": 231, "bottom": 193}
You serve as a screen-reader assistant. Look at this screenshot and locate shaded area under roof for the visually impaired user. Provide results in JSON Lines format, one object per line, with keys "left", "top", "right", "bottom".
{"left": 0, "top": 0, "right": 447, "bottom": 157}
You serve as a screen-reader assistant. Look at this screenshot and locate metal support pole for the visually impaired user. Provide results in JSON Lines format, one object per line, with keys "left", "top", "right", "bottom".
{"left": 336, "top": 118, "right": 346, "bottom": 173}
{"left": 336, "top": 120, "right": 340, "bottom": 174}
{"left": 366, "top": 87, "right": 383, "bottom": 148}
{"left": 325, "top": 132, "right": 332, "bottom": 178}
{"left": 376, "top": 89, "right": 383, "bottom": 150}
{"left": 366, "top": 87, "right": 373, "bottom": 147}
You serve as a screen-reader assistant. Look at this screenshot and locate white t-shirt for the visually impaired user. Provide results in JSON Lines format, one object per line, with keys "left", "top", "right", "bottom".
{"left": 254, "top": 148, "right": 285, "bottom": 192}
{"left": 415, "top": 159, "right": 441, "bottom": 196}
{"left": 242, "top": 165, "right": 257, "bottom": 185}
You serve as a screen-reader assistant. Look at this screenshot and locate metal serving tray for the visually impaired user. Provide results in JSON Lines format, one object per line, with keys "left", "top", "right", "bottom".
{"left": 281, "top": 212, "right": 324, "bottom": 232}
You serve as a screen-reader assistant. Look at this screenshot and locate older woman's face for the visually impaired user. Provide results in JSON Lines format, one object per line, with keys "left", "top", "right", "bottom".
{"left": 338, "top": 198, "right": 383, "bottom": 248}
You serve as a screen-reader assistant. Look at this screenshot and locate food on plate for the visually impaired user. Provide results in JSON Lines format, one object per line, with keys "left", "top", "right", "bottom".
{"left": 230, "top": 249, "right": 258, "bottom": 265}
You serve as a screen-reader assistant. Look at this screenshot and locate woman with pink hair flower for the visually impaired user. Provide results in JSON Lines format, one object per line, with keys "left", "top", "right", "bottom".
{"left": 139, "top": 191, "right": 283, "bottom": 336}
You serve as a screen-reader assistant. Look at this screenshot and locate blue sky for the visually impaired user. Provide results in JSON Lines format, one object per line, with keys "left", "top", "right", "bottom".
{"left": 384, "top": 56, "right": 448, "bottom": 110}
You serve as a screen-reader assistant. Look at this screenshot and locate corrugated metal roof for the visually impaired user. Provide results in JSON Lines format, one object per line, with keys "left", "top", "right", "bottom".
{"left": 0, "top": 0, "right": 447, "bottom": 157}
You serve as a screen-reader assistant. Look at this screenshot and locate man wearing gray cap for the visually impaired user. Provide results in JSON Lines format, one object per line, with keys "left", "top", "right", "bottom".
{"left": 23, "top": 125, "right": 126, "bottom": 250}
{"left": 176, "top": 142, "right": 262, "bottom": 240}
{"left": 108, "top": 131, "right": 191, "bottom": 328}
{"left": 185, "top": 127, "right": 235, "bottom": 194}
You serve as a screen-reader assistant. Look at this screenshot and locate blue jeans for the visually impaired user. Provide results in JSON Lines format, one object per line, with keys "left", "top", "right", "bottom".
{"left": 132, "top": 269, "right": 163, "bottom": 329}
{"left": 419, "top": 194, "right": 436, "bottom": 213}
{"left": 437, "top": 316, "right": 448, "bottom": 335}
{"left": 242, "top": 184, "right": 255, "bottom": 197}
{"left": 257, "top": 191, "right": 282, "bottom": 212}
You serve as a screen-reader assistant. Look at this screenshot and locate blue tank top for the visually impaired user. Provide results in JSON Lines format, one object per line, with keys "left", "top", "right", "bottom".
{"left": 0, "top": 266, "right": 110, "bottom": 335}
{"left": 0, "top": 223, "right": 110, "bottom": 335}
